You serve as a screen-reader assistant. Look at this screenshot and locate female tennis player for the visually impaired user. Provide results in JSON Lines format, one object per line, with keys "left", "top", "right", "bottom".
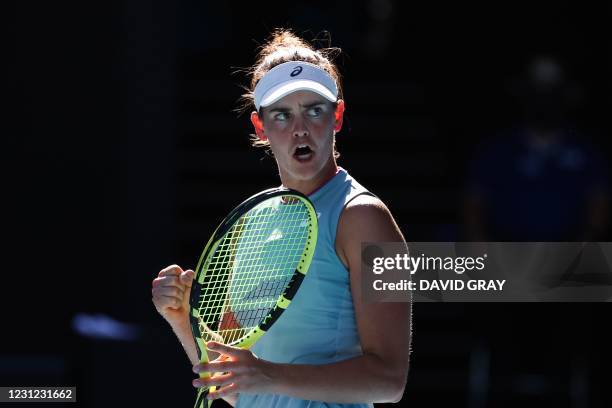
{"left": 152, "top": 29, "right": 412, "bottom": 407}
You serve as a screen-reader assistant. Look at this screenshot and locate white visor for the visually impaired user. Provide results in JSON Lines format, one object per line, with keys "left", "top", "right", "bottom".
{"left": 254, "top": 61, "right": 338, "bottom": 110}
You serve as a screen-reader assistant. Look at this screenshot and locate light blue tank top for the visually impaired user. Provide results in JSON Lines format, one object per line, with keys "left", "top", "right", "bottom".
{"left": 235, "top": 168, "right": 373, "bottom": 408}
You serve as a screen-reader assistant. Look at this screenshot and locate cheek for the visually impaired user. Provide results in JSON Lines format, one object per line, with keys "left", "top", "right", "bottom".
{"left": 265, "top": 133, "right": 290, "bottom": 156}
{"left": 310, "top": 116, "right": 336, "bottom": 134}
{"left": 269, "top": 143, "right": 284, "bottom": 159}
{"left": 311, "top": 121, "right": 335, "bottom": 143}
{"left": 265, "top": 120, "right": 290, "bottom": 133}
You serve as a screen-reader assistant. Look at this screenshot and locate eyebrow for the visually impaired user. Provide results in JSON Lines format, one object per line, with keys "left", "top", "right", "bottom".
{"left": 302, "top": 101, "right": 327, "bottom": 109}
{"left": 267, "top": 107, "right": 291, "bottom": 114}
{"left": 267, "top": 102, "right": 327, "bottom": 114}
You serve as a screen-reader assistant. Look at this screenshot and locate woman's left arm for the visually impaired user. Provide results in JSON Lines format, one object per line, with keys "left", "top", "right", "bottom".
{"left": 195, "top": 195, "right": 412, "bottom": 404}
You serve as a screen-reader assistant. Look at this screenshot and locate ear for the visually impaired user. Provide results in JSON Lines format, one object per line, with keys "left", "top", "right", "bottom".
{"left": 250, "top": 111, "right": 267, "bottom": 141}
{"left": 334, "top": 100, "right": 345, "bottom": 133}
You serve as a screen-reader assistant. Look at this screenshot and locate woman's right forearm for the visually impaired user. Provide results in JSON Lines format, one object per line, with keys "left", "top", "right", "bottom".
{"left": 170, "top": 320, "right": 199, "bottom": 365}
{"left": 172, "top": 321, "right": 237, "bottom": 407}
{"left": 153, "top": 267, "right": 235, "bottom": 405}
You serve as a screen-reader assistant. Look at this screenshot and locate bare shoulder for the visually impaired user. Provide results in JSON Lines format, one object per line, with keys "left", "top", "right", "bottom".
{"left": 340, "top": 194, "right": 403, "bottom": 240}
{"left": 336, "top": 194, "right": 404, "bottom": 266}
{"left": 345, "top": 194, "right": 388, "bottom": 213}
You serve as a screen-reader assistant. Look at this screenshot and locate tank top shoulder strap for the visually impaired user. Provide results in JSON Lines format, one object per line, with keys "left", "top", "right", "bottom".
{"left": 309, "top": 168, "right": 374, "bottom": 246}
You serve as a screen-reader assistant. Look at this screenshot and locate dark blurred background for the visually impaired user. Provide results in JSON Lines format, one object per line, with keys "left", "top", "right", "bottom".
{"left": 4, "top": 0, "right": 611, "bottom": 407}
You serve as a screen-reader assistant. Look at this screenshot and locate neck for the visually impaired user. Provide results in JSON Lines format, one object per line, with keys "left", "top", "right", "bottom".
{"left": 280, "top": 157, "right": 338, "bottom": 196}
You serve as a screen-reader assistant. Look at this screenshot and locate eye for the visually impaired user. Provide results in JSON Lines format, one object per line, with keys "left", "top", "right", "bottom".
{"left": 273, "top": 112, "right": 290, "bottom": 121}
{"left": 307, "top": 106, "right": 324, "bottom": 117}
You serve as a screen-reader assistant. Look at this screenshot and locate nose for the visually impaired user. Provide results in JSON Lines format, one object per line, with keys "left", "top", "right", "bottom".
{"left": 292, "top": 116, "right": 309, "bottom": 138}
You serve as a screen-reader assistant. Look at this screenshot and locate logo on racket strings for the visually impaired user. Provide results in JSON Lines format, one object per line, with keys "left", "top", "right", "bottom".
{"left": 266, "top": 228, "right": 284, "bottom": 242}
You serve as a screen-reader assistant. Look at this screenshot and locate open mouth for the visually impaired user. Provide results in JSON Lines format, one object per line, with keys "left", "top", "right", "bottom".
{"left": 293, "top": 144, "right": 313, "bottom": 161}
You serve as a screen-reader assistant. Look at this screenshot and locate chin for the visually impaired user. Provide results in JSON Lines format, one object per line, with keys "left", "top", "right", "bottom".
{"left": 287, "top": 164, "right": 320, "bottom": 181}
{"left": 290, "top": 170, "right": 316, "bottom": 181}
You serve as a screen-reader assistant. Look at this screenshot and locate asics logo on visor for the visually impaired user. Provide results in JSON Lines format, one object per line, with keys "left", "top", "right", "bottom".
{"left": 290, "top": 66, "right": 303, "bottom": 77}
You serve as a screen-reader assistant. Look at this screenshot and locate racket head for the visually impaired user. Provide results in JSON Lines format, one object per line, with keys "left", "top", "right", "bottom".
{"left": 189, "top": 187, "right": 318, "bottom": 357}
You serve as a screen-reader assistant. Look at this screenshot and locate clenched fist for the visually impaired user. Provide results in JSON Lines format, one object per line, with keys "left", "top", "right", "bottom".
{"left": 152, "top": 265, "right": 195, "bottom": 327}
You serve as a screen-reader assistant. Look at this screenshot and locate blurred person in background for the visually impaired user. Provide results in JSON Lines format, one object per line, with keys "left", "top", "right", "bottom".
{"left": 464, "top": 55, "right": 609, "bottom": 242}
{"left": 462, "top": 55, "right": 611, "bottom": 406}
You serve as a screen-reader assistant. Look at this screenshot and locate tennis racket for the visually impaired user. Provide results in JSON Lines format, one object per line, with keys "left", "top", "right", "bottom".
{"left": 189, "top": 187, "right": 318, "bottom": 408}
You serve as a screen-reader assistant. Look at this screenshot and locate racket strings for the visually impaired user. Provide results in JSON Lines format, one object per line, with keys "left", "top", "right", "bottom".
{"left": 202, "top": 210, "right": 306, "bottom": 312}
{"left": 196, "top": 196, "right": 314, "bottom": 345}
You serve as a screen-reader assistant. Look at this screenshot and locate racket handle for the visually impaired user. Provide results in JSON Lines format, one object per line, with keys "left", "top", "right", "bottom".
{"left": 194, "top": 338, "right": 213, "bottom": 408}
{"left": 196, "top": 338, "right": 212, "bottom": 379}
{"left": 194, "top": 387, "right": 212, "bottom": 408}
